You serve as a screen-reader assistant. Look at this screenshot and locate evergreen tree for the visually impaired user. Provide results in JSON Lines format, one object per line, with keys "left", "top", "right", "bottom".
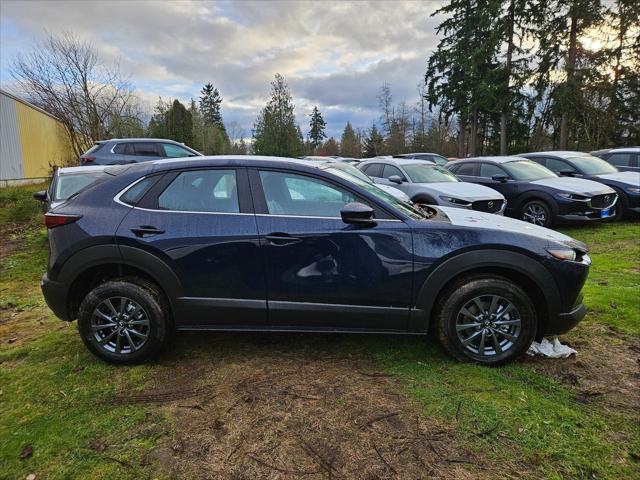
{"left": 199, "top": 83, "right": 225, "bottom": 130}
{"left": 164, "top": 99, "right": 193, "bottom": 145}
{"left": 340, "top": 122, "right": 360, "bottom": 157}
{"left": 308, "top": 106, "right": 327, "bottom": 149}
{"left": 363, "top": 123, "right": 384, "bottom": 157}
{"left": 252, "top": 74, "right": 305, "bottom": 157}
{"left": 321, "top": 137, "right": 340, "bottom": 156}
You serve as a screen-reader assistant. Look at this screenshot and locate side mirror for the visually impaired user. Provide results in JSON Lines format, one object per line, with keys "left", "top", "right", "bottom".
{"left": 388, "top": 175, "right": 403, "bottom": 184}
{"left": 491, "top": 174, "right": 509, "bottom": 183}
{"left": 33, "top": 191, "right": 48, "bottom": 202}
{"left": 341, "top": 202, "right": 376, "bottom": 226}
{"left": 559, "top": 169, "right": 576, "bottom": 177}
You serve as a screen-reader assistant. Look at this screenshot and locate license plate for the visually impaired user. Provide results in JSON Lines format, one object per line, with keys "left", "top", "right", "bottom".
{"left": 600, "top": 208, "right": 611, "bottom": 218}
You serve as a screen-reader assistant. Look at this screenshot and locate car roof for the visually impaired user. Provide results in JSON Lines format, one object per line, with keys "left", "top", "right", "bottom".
{"left": 56, "top": 165, "right": 110, "bottom": 175}
{"left": 100, "top": 138, "right": 190, "bottom": 144}
{"left": 360, "top": 157, "right": 437, "bottom": 167}
{"left": 522, "top": 151, "right": 592, "bottom": 159}
{"left": 459, "top": 156, "right": 529, "bottom": 164}
{"left": 608, "top": 147, "right": 640, "bottom": 153}
{"left": 394, "top": 152, "right": 444, "bottom": 157}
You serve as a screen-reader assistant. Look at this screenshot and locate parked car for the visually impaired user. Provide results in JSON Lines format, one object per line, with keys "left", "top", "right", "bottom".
{"left": 393, "top": 153, "right": 449, "bottom": 166}
{"left": 447, "top": 156, "right": 618, "bottom": 227}
{"left": 41, "top": 155, "right": 590, "bottom": 366}
{"left": 589, "top": 147, "right": 640, "bottom": 173}
{"left": 520, "top": 151, "right": 640, "bottom": 219}
{"left": 33, "top": 165, "right": 110, "bottom": 212}
{"left": 317, "top": 161, "right": 410, "bottom": 202}
{"left": 358, "top": 158, "right": 506, "bottom": 214}
{"left": 80, "top": 138, "right": 202, "bottom": 166}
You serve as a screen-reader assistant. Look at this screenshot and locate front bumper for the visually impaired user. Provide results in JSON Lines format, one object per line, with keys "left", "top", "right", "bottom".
{"left": 542, "top": 303, "right": 586, "bottom": 336}
{"left": 41, "top": 273, "right": 72, "bottom": 321}
{"left": 555, "top": 195, "right": 617, "bottom": 222}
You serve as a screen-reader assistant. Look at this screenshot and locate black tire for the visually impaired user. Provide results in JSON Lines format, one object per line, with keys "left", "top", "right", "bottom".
{"left": 612, "top": 189, "right": 628, "bottom": 221}
{"left": 520, "top": 200, "right": 553, "bottom": 227}
{"left": 435, "top": 275, "right": 537, "bottom": 366}
{"left": 77, "top": 279, "right": 170, "bottom": 364}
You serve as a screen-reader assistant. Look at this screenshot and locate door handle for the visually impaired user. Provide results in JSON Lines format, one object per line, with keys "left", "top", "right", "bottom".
{"left": 265, "top": 233, "right": 302, "bottom": 246}
{"left": 130, "top": 226, "right": 165, "bottom": 238}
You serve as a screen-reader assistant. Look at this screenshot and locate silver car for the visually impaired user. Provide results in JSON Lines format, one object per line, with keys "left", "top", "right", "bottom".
{"left": 358, "top": 158, "right": 506, "bottom": 214}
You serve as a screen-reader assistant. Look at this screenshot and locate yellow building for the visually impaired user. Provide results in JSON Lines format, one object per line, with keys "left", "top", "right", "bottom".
{"left": 0, "top": 89, "right": 75, "bottom": 185}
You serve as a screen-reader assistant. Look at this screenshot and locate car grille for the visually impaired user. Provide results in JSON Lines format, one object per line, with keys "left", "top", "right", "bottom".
{"left": 590, "top": 194, "right": 616, "bottom": 209}
{"left": 472, "top": 199, "right": 504, "bottom": 213}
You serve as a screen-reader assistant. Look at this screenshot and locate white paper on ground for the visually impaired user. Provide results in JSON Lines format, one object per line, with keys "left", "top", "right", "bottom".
{"left": 527, "top": 337, "right": 577, "bottom": 358}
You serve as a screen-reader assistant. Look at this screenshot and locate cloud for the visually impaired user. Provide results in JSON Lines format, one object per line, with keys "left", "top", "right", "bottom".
{"left": 0, "top": 0, "right": 444, "bottom": 138}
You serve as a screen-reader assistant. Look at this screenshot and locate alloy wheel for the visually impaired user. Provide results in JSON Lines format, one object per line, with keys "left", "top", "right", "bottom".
{"left": 91, "top": 297, "right": 150, "bottom": 354}
{"left": 522, "top": 203, "right": 547, "bottom": 226}
{"left": 455, "top": 295, "right": 522, "bottom": 357}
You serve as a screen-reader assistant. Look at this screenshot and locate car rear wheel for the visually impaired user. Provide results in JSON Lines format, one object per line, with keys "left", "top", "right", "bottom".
{"left": 435, "top": 275, "right": 537, "bottom": 366}
{"left": 77, "top": 280, "right": 169, "bottom": 364}
{"left": 520, "top": 200, "right": 552, "bottom": 227}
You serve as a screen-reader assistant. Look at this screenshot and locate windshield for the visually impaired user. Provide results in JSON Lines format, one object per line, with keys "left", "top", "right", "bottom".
{"left": 403, "top": 164, "right": 459, "bottom": 183}
{"left": 503, "top": 160, "right": 556, "bottom": 181}
{"left": 328, "top": 169, "right": 426, "bottom": 220}
{"left": 569, "top": 155, "right": 618, "bottom": 175}
{"left": 53, "top": 172, "right": 105, "bottom": 201}
{"left": 322, "top": 163, "right": 373, "bottom": 184}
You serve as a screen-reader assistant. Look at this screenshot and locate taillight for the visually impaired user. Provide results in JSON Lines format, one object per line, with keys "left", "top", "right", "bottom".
{"left": 82, "top": 156, "right": 95, "bottom": 164}
{"left": 44, "top": 213, "right": 81, "bottom": 229}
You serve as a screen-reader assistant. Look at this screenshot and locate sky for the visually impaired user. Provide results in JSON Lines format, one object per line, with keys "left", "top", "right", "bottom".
{"left": 0, "top": 0, "right": 444, "bottom": 139}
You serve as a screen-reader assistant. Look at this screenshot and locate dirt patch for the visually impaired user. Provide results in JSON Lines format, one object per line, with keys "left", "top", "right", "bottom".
{"left": 530, "top": 323, "right": 640, "bottom": 413}
{"left": 131, "top": 333, "right": 529, "bottom": 479}
{"left": 0, "top": 221, "right": 33, "bottom": 263}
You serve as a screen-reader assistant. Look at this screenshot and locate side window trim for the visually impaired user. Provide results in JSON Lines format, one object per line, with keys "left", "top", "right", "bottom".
{"left": 248, "top": 167, "right": 396, "bottom": 220}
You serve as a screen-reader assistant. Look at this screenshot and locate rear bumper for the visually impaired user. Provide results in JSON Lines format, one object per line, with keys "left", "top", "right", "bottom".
{"left": 41, "top": 273, "right": 71, "bottom": 321}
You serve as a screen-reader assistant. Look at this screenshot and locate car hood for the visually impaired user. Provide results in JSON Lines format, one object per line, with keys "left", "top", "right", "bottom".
{"left": 436, "top": 206, "right": 586, "bottom": 249}
{"left": 377, "top": 184, "right": 410, "bottom": 201}
{"left": 415, "top": 182, "right": 504, "bottom": 201}
{"left": 531, "top": 176, "right": 614, "bottom": 195}
{"left": 595, "top": 171, "right": 640, "bottom": 186}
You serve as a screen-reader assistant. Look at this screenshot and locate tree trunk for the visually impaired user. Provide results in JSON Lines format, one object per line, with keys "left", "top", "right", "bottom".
{"left": 458, "top": 117, "right": 466, "bottom": 157}
{"left": 470, "top": 108, "right": 478, "bottom": 156}
{"left": 560, "top": 5, "right": 578, "bottom": 150}
{"left": 500, "top": 0, "right": 516, "bottom": 155}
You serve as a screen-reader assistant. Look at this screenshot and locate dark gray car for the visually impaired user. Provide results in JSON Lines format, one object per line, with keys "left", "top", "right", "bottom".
{"left": 80, "top": 138, "right": 202, "bottom": 166}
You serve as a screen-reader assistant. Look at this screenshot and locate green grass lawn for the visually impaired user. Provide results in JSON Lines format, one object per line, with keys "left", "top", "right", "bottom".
{"left": 1, "top": 185, "right": 638, "bottom": 479}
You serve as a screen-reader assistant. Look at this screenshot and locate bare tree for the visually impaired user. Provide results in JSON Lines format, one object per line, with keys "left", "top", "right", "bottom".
{"left": 10, "top": 31, "right": 142, "bottom": 160}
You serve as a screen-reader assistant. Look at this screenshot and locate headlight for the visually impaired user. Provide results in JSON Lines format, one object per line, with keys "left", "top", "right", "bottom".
{"left": 439, "top": 196, "right": 472, "bottom": 206}
{"left": 556, "top": 192, "right": 590, "bottom": 201}
{"left": 546, "top": 247, "right": 577, "bottom": 261}
{"left": 627, "top": 187, "right": 640, "bottom": 194}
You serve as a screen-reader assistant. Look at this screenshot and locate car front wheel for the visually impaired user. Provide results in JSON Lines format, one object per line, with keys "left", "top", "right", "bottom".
{"left": 435, "top": 275, "right": 537, "bottom": 366}
{"left": 77, "top": 279, "right": 169, "bottom": 364}
{"left": 521, "top": 200, "right": 552, "bottom": 227}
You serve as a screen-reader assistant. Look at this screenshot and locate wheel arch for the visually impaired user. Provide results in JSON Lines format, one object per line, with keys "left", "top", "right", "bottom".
{"left": 414, "top": 249, "right": 559, "bottom": 336}
{"left": 58, "top": 245, "right": 182, "bottom": 321}
{"left": 513, "top": 191, "right": 558, "bottom": 216}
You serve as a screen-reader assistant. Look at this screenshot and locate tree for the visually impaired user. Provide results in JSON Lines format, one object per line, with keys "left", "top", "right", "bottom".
{"left": 165, "top": 99, "right": 193, "bottom": 145}
{"left": 199, "top": 84, "right": 226, "bottom": 130}
{"left": 308, "top": 106, "right": 327, "bottom": 150}
{"left": 252, "top": 74, "right": 305, "bottom": 157}
{"left": 11, "top": 31, "right": 142, "bottom": 159}
{"left": 320, "top": 137, "right": 340, "bottom": 156}
{"left": 340, "top": 122, "right": 360, "bottom": 157}
{"left": 363, "top": 123, "right": 384, "bottom": 157}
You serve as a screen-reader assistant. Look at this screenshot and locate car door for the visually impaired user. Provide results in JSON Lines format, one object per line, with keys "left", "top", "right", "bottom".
{"left": 606, "top": 152, "right": 637, "bottom": 172}
{"left": 116, "top": 167, "right": 267, "bottom": 328}
{"left": 250, "top": 167, "right": 414, "bottom": 331}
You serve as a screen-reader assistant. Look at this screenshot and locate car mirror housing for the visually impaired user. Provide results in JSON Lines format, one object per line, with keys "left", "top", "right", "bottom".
{"left": 388, "top": 175, "right": 403, "bottom": 184}
{"left": 33, "top": 190, "right": 48, "bottom": 202}
{"left": 341, "top": 202, "right": 376, "bottom": 226}
{"left": 492, "top": 174, "right": 509, "bottom": 183}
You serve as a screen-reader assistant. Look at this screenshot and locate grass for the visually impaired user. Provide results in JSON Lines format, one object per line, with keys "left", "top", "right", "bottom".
{"left": 0, "top": 184, "right": 638, "bottom": 479}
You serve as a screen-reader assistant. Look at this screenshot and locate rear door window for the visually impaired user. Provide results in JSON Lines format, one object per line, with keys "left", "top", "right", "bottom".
{"left": 454, "top": 162, "right": 478, "bottom": 176}
{"left": 606, "top": 153, "right": 633, "bottom": 167}
{"left": 158, "top": 169, "right": 239, "bottom": 213}
{"left": 113, "top": 143, "right": 133, "bottom": 155}
{"left": 361, "top": 163, "right": 383, "bottom": 178}
{"left": 133, "top": 143, "right": 161, "bottom": 157}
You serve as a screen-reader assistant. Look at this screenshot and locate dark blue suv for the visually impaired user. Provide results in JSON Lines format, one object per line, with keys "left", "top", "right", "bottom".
{"left": 41, "top": 156, "right": 591, "bottom": 366}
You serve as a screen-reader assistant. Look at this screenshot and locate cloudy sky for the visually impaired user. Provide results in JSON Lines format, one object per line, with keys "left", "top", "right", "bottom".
{"left": 0, "top": 0, "right": 444, "bottom": 139}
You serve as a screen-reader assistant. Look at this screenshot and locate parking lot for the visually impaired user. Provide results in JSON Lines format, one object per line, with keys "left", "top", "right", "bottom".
{"left": 0, "top": 183, "right": 638, "bottom": 479}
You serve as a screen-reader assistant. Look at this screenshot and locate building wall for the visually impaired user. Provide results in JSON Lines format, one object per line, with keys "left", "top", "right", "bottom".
{"left": 0, "top": 93, "right": 25, "bottom": 180}
{"left": 1, "top": 91, "right": 74, "bottom": 181}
